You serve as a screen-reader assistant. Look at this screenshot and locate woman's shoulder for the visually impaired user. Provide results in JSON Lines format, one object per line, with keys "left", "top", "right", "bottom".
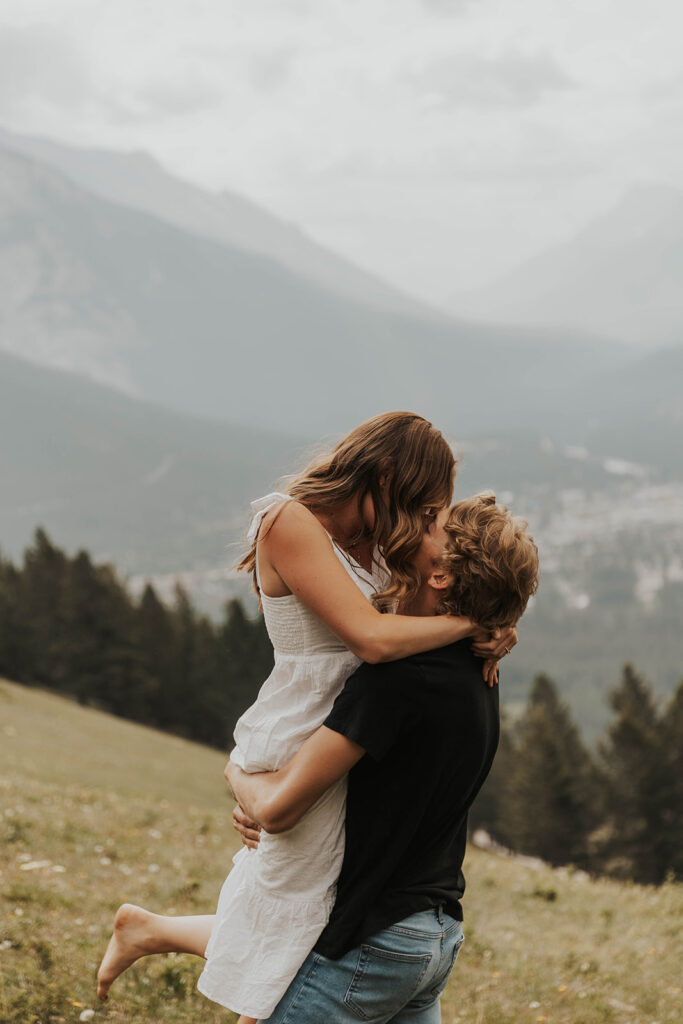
{"left": 261, "top": 497, "right": 322, "bottom": 537}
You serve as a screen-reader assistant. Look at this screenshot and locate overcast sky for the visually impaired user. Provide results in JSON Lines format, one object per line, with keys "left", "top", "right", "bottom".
{"left": 1, "top": 0, "right": 682, "bottom": 303}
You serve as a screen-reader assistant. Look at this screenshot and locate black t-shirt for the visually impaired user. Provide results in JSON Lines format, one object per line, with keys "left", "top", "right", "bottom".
{"left": 314, "top": 640, "right": 499, "bottom": 960}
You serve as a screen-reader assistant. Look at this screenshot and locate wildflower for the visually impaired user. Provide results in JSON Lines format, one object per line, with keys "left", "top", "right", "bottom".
{"left": 529, "top": 1001, "right": 541, "bottom": 1009}
{"left": 79, "top": 1011, "right": 95, "bottom": 1022}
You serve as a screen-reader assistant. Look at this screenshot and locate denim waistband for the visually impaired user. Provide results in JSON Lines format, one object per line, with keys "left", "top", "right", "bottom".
{"left": 384, "top": 906, "right": 460, "bottom": 939}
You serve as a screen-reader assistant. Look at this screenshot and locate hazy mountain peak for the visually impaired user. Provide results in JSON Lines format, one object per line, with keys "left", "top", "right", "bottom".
{"left": 0, "top": 124, "right": 434, "bottom": 319}
{"left": 449, "top": 181, "right": 683, "bottom": 347}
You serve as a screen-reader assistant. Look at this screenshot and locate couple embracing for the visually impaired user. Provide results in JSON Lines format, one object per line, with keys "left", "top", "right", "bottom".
{"left": 98, "top": 411, "right": 538, "bottom": 1023}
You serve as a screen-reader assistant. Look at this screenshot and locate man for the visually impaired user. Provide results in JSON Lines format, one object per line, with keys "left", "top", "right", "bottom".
{"left": 226, "top": 493, "right": 539, "bottom": 1024}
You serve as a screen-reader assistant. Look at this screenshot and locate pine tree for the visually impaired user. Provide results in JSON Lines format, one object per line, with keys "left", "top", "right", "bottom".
{"left": 0, "top": 556, "right": 30, "bottom": 681}
{"left": 469, "top": 713, "right": 515, "bottom": 847}
{"left": 660, "top": 680, "right": 683, "bottom": 879}
{"left": 134, "top": 583, "right": 175, "bottom": 724}
{"left": 218, "top": 599, "right": 273, "bottom": 729}
{"left": 17, "top": 529, "right": 69, "bottom": 688}
{"left": 502, "top": 674, "right": 599, "bottom": 867}
{"left": 600, "top": 664, "right": 672, "bottom": 883}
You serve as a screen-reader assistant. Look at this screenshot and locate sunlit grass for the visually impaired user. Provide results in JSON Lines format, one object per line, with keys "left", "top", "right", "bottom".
{"left": 1, "top": 678, "right": 681, "bottom": 1024}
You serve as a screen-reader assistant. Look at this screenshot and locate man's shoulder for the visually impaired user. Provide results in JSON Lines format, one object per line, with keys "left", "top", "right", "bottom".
{"left": 403, "top": 639, "right": 478, "bottom": 673}
{"left": 348, "top": 639, "right": 478, "bottom": 695}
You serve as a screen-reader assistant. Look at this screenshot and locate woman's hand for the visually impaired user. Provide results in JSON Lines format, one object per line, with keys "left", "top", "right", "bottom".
{"left": 471, "top": 625, "right": 518, "bottom": 661}
{"left": 232, "top": 803, "right": 262, "bottom": 850}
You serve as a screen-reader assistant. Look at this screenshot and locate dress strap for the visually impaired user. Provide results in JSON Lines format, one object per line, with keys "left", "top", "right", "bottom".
{"left": 246, "top": 492, "right": 292, "bottom": 544}
{"left": 247, "top": 492, "right": 292, "bottom": 590}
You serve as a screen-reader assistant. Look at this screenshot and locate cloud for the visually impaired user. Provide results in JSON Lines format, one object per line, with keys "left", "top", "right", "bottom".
{"left": 248, "top": 45, "right": 299, "bottom": 93}
{"left": 412, "top": 50, "right": 576, "bottom": 108}
{"left": 133, "top": 68, "right": 224, "bottom": 118}
{"left": 419, "top": 0, "right": 475, "bottom": 13}
{"left": 0, "top": 24, "right": 91, "bottom": 115}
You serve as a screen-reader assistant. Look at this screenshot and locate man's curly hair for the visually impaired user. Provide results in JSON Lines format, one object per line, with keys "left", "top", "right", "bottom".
{"left": 439, "top": 492, "right": 539, "bottom": 629}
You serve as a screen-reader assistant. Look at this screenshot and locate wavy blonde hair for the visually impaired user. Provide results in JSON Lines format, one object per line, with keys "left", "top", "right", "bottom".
{"left": 238, "top": 411, "right": 455, "bottom": 608}
{"left": 439, "top": 492, "right": 539, "bottom": 628}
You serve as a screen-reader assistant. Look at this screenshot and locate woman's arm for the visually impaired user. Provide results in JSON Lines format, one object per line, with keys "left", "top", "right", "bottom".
{"left": 259, "top": 502, "right": 474, "bottom": 663}
{"left": 225, "top": 727, "right": 365, "bottom": 834}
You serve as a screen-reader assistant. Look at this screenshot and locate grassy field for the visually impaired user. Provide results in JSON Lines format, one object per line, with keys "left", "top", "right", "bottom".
{"left": 1, "top": 679, "right": 681, "bottom": 1024}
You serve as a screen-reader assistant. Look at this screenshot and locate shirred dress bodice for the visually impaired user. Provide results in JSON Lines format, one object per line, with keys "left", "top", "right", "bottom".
{"left": 260, "top": 592, "right": 353, "bottom": 658}
{"left": 230, "top": 492, "right": 387, "bottom": 772}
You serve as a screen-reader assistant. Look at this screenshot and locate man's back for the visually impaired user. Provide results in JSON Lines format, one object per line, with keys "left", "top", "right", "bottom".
{"left": 316, "top": 639, "right": 500, "bottom": 959}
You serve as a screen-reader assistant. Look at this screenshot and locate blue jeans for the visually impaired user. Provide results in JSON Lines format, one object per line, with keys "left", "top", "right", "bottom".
{"left": 260, "top": 908, "right": 464, "bottom": 1024}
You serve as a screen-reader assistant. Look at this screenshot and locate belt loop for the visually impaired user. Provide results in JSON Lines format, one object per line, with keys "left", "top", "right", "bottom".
{"left": 436, "top": 903, "right": 445, "bottom": 925}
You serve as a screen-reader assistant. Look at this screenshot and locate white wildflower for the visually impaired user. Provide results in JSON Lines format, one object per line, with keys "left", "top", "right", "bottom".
{"left": 529, "top": 1001, "right": 541, "bottom": 1009}
{"left": 20, "top": 860, "right": 52, "bottom": 872}
{"left": 79, "top": 1010, "right": 95, "bottom": 1022}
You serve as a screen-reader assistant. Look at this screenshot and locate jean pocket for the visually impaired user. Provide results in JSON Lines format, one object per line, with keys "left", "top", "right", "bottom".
{"left": 344, "top": 943, "right": 433, "bottom": 1021}
{"left": 428, "top": 933, "right": 465, "bottom": 999}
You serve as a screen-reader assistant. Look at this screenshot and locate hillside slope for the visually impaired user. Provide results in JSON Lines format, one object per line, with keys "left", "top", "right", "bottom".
{"left": 0, "top": 679, "right": 680, "bottom": 1024}
{"left": 0, "top": 349, "right": 304, "bottom": 573}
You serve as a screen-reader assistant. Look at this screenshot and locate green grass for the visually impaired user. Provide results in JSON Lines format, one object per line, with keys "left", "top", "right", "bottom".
{"left": 1, "top": 679, "right": 681, "bottom": 1024}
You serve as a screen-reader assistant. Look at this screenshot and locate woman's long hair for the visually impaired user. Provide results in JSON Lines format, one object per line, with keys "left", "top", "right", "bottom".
{"left": 238, "top": 411, "right": 455, "bottom": 608}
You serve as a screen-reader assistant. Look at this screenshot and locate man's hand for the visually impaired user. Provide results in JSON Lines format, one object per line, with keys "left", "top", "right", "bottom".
{"left": 222, "top": 728, "right": 365, "bottom": 835}
{"left": 233, "top": 803, "right": 262, "bottom": 850}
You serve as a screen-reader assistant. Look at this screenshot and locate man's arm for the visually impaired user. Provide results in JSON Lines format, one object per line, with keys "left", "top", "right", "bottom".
{"left": 224, "top": 726, "right": 365, "bottom": 835}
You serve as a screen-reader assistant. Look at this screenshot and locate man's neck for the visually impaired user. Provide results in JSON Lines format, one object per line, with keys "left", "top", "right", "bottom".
{"left": 403, "top": 585, "right": 439, "bottom": 618}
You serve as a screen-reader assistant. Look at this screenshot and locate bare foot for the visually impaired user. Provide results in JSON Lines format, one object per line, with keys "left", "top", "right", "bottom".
{"left": 97, "top": 903, "right": 157, "bottom": 1000}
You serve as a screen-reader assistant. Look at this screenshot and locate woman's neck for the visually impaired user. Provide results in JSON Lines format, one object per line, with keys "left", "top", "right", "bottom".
{"left": 316, "top": 497, "right": 373, "bottom": 571}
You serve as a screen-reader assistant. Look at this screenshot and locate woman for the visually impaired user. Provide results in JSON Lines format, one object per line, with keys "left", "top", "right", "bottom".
{"left": 97, "top": 412, "right": 515, "bottom": 1022}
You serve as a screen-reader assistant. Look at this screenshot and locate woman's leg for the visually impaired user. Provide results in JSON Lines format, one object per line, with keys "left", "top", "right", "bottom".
{"left": 97, "top": 904, "right": 214, "bottom": 999}
{"left": 236, "top": 1017, "right": 257, "bottom": 1024}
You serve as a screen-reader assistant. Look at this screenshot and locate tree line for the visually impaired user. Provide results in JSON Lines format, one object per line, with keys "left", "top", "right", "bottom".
{"left": 1, "top": 529, "right": 680, "bottom": 885}
{"left": 0, "top": 529, "right": 272, "bottom": 749}
{"left": 470, "top": 668, "right": 683, "bottom": 885}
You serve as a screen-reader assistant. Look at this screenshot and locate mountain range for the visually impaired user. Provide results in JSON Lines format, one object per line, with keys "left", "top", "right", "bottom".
{"left": 0, "top": 138, "right": 637, "bottom": 441}
{"left": 0, "top": 126, "right": 430, "bottom": 321}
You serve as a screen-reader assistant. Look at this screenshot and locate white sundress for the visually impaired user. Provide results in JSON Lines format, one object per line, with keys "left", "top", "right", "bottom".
{"left": 197, "top": 492, "right": 389, "bottom": 1020}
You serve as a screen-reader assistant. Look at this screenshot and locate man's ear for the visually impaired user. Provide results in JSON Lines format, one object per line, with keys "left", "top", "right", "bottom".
{"left": 428, "top": 569, "right": 452, "bottom": 592}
